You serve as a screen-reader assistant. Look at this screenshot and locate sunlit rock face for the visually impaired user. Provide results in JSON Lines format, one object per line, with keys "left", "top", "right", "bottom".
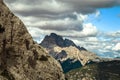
{"left": 0, "top": 1, "right": 65, "bottom": 80}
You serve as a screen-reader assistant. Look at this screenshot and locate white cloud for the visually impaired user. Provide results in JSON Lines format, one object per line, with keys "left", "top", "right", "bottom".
{"left": 4, "top": 0, "right": 120, "bottom": 58}
{"left": 105, "top": 46, "right": 112, "bottom": 50}
{"left": 105, "top": 31, "right": 120, "bottom": 38}
{"left": 81, "top": 23, "right": 98, "bottom": 37}
{"left": 95, "top": 10, "right": 100, "bottom": 17}
{"left": 113, "top": 43, "right": 120, "bottom": 51}
{"left": 4, "top": 0, "right": 118, "bottom": 39}
{"left": 27, "top": 27, "right": 43, "bottom": 38}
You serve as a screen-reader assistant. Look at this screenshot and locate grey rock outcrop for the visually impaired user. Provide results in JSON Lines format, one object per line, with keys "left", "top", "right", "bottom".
{"left": 0, "top": 0, "right": 65, "bottom": 80}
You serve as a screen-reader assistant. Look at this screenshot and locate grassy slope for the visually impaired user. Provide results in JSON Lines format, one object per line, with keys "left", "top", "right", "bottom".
{"left": 66, "top": 60, "right": 120, "bottom": 80}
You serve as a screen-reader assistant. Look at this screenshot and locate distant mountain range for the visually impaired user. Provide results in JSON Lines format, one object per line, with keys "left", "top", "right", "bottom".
{"left": 40, "top": 33, "right": 99, "bottom": 73}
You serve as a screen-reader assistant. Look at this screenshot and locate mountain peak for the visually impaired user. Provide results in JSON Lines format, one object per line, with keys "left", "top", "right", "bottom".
{"left": 41, "top": 33, "right": 87, "bottom": 51}
{"left": 41, "top": 33, "right": 85, "bottom": 49}
{"left": 40, "top": 33, "right": 98, "bottom": 72}
{"left": 50, "top": 33, "right": 62, "bottom": 38}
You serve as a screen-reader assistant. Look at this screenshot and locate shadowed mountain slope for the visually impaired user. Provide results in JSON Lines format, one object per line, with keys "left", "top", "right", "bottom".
{"left": 66, "top": 60, "right": 120, "bottom": 80}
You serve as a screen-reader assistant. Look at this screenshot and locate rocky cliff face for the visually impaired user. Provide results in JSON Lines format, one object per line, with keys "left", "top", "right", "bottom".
{"left": 40, "top": 33, "right": 99, "bottom": 73}
{"left": 0, "top": 0, "right": 65, "bottom": 80}
{"left": 66, "top": 60, "right": 120, "bottom": 80}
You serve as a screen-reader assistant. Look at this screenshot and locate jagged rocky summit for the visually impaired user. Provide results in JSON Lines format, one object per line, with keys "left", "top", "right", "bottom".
{"left": 0, "top": 0, "right": 65, "bottom": 80}
{"left": 40, "top": 33, "right": 99, "bottom": 73}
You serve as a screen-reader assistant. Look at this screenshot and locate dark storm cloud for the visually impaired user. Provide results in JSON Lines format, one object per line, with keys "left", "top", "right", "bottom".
{"left": 5, "top": 0, "right": 120, "bottom": 15}
{"left": 14, "top": 9, "right": 60, "bottom": 17}
{"left": 40, "top": 25, "right": 83, "bottom": 31}
{"left": 4, "top": 0, "right": 120, "bottom": 38}
{"left": 35, "top": 18, "right": 83, "bottom": 31}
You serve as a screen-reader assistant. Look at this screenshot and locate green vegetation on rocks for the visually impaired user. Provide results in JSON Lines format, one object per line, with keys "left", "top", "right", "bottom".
{"left": 66, "top": 60, "right": 120, "bottom": 80}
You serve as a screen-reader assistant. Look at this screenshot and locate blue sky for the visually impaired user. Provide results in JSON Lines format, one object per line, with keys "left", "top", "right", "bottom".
{"left": 4, "top": 0, "right": 120, "bottom": 58}
{"left": 85, "top": 6, "right": 120, "bottom": 58}
{"left": 92, "top": 6, "right": 120, "bottom": 32}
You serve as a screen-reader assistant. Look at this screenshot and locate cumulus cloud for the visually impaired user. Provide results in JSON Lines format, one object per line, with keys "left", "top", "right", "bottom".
{"left": 105, "top": 31, "right": 120, "bottom": 38}
{"left": 95, "top": 10, "right": 100, "bottom": 17}
{"left": 68, "top": 34, "right": 120, "bottom": 58}
{"left": 4, "top": 0, "right": 120, "bottom": 38}
{"left": 38, "top": 22, "right": 98, "bottom": 38}
{"left": 37, "top": 18, "right": 83, "bottom": 31}
{"left": 113, "top": 43, "right": 120, "bottom": 51}
{"left": 4, "top": 0, "right": 120, "bottom": 58}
